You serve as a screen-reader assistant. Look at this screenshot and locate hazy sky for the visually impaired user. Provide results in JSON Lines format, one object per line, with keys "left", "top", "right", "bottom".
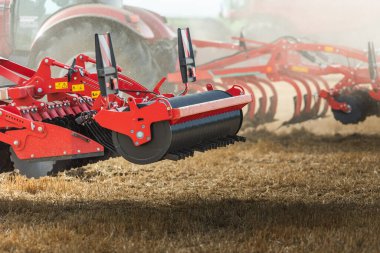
{"left": 124, "top": 0, "right": 224, "bottom": 17}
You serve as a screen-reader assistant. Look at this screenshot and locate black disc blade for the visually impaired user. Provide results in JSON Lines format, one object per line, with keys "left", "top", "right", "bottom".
{"left": 10, "top": 149, "right": 56, "bottom": 179}
{"left": 112, "top": 121, "right": 172, "bottom": 165}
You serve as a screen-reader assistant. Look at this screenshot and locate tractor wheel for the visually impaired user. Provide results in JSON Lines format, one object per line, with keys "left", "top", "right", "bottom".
{"left": 9, "top": 148, "right": 56, "bottom": 179}
{"left": 0, "top": 144, "right": 13, "bottom": 173}
{"left": 332, "top": 90, "right": 372, "bottom": 125}
{"left": 30, "top": 19, "right": 176, "bottom": 89}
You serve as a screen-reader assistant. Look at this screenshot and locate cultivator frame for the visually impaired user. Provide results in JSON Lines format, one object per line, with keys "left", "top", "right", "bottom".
{"left": 168, "top": 35, "right": 380, "bottom": 125}
{"left": 0, "top": 28, "right": 252, "bottom": 177}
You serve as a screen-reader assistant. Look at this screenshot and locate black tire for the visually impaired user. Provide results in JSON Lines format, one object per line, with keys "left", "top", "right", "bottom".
{"left": 332, "top": 90, "right": 373, "bottom": 125}
{"left": 30, "top": 18, "right": 176, "bottom": 89}
{"left": 0, "top": 143, "right": 13, "bottom": 173}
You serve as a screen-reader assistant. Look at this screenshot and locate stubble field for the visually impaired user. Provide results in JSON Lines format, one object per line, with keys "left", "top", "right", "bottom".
{"left": 0, "top": 117, "right": 379, "bottom": 252}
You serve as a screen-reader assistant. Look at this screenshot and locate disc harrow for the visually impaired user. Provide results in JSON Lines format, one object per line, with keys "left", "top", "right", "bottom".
{"left": 0, "top": 28, "right": 252, "bottom": 177}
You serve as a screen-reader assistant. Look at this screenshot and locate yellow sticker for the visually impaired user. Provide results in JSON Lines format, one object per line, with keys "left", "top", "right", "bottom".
{"left": 324, "top": 46, "right": 334, "bottom": 53}
{"left": 55, "top": 82, "right": 68, "bottom": 90}
{"left": 91, "top": 91, "right": 101, "bottom": 99}
{"left": 291, "top": 66, "right": 309, "bottom": 73}
{"left": 72, "top": 84, "right": 85, "bottom": 92}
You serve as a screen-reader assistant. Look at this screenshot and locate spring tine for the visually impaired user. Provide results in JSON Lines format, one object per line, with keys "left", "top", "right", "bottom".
{"left": 256, "top": 97, "right": 265, "bottom": 123}
{"left": 303, "top": 94, "right": 310, "bottom": 115}
{"left": 246, "top": 77, "right": 268, "bottom": 122}
{"left": 221, "top": 78, "right": 257, "bottom": 122}
{"left": 266, "top": 96, "right": 277, "bottom": 122}
{"left": 288, "top": 73, "right": 313, "bottom": 115}
{"left": 283, "top": 96, "right": 300, "bottom": 125}
{"left": 282, "top": 76, "right": 303, "bottom": 119}
{"left": 258, "top": 78, "right": 278, "bottom": 122}
{"left": 303, "top": 74, "right": 322, "bottom": 118}
{"left": 314, "top": 75, "right": 330, "bottom": 118}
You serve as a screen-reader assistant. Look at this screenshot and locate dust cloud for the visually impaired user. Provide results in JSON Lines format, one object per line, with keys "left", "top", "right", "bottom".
{"left": 164, "top": 0, "right": 380, "bottom": 48}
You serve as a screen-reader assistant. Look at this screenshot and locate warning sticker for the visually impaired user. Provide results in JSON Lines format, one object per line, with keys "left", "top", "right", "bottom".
{"left": 291, "top": 66, "right": 309, "bottom": 73}
{"left": 55, "top": 82, "right": 68, "bottom": 90}
{"left": 72, "top": 84, "right": 85, "bottom": 92}
{"left": 324, "top": 46, "right": 335, "bottom": 53}
{"left": 91, "top": 91, "right": 101, "bottom": 99}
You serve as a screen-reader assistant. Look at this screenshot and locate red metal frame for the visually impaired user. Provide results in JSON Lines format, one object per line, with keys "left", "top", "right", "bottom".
{"left": 0, "top": 53, "right": 251, "bottom": 162}
{"left": 0, "top": 107, "right": 103, "bottom": 160}
{"left": 168, "top": 36, "right": 380, "bottom": 124}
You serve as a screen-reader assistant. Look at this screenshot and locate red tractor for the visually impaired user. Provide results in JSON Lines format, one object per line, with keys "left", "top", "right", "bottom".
{"left": 0, "top": 0, "right": 176, "bottom": 87}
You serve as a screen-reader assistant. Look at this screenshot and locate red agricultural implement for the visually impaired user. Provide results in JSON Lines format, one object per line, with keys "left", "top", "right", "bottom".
{"left": 0, "top": 28, "right": 251, "bottom": 178}
{"left": 320, "top": 42, "right": 380, "bottom": 125}
{"left": 168, "top": 35, "right": 380, "bottom": 126}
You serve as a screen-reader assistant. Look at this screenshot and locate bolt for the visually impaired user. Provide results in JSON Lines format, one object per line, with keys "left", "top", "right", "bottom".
{"left": 74, "top": 77, "right": 77, "bottom": 80}
{"left": 49, "top": 85, "right": 52, "bottom": 89}
{"left": 97, "top": 148, "right": 101, "bottom": 151}
{"left": 136, "top": 131, "right": 144, "bottom": 139}
{"left": 346, "top": 105, "right": 352, "bottom": 113}
{"left": 37, "top": 126, "right": 43, "bottom": 133}
{"left": 135, "top": 142, "right": 139, "bottom": 145}
{"left": 80, "top": 55, "right": 83, "bottom": 59}
{"left": 147, "top": 137, "right": 151, "bottom": 141}
{"left": 130, "top": 130, "right": 134, "bottom": 134}
{"left": 37, "top": 88, "right": 43, "bottom": 93}
{"left": 45, "top": 59, "right": 49, "bottom": 64}
{"left": 31, "top": 154, "right": 35, "bottom": 158}
{"left": 40, "top": 103, "right": 45, "bottom": 107}
{"left": 136, "top": 92, "right": 140, "bottom": 96}
{"left": 63, "top": 151, "right": 67, "bottom": 155}
{"left": 141, "top": 125, "right": 145, "bottom": 129}
{"left": 13, "top": 140, "right": 20, "bottom": 146}
{"left": 77, "top": 150, "right": 81, "bottom": 153}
